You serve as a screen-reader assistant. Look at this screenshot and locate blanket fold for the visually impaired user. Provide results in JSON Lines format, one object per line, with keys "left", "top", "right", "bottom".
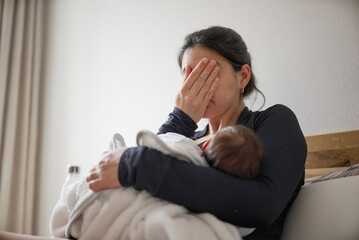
{"left": 49, "top": 132, "right": 244, "bottom": 240}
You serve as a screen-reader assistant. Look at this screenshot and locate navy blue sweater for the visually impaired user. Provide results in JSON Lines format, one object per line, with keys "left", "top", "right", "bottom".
{"left": 119, "top": 105, "right": 307, "bottom": 239}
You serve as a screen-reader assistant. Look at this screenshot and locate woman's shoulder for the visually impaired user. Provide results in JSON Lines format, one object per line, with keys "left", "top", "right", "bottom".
{"left": 256, "top": 104, "right": 297, "bottom": 120}
{"left": 260, "top": 104, "right": 295, "bottom": 115}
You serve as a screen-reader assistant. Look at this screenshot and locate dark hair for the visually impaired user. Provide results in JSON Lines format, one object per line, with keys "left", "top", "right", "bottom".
{"left": 203, "top": 125, "right": 263, "bottom": 179}
{"left": 178, "top": 26, "right": 265, "bottom": 107}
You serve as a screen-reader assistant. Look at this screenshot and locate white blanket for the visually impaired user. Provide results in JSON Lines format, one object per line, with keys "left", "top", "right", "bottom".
{"left": 49, "top": 131, "right": 244, "bottom": 240}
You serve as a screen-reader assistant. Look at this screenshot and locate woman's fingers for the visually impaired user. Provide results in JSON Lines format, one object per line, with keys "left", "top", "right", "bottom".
{"left": 182, "top": 58, "right": 208, "bottom": 91}
{"left": 87, "top": 160, "right": 122, "bottom": 192}
{"left": 181, "top": 58, "right": 218, "bottom": 100}
{"left": 87, "top": 178, "right": 104, "bottom": 192}
{"left": 175, "top": 58, "right": 219, "bottom": 122}
{"left": 86, "top": 172, "right": 99, "bottom": 182}
{"left": 86, "top": 147, "right": 127, "bottom": 191}
{"left": 190, "top": 60, "right": 218, "bottom": 96}
{"left": 197, "top": 66, "right": 219, "bottom": 101}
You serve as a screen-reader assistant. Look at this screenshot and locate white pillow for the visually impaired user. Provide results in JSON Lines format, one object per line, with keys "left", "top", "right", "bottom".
{"left": 281, "top": 175, "right": 359, "bottom": 240}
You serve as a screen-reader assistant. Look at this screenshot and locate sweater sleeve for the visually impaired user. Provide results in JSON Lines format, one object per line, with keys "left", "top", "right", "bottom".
{"left": 118, "top": 105, "right": 307, "bottom": 228}
{"left": 157, "top": 107, "right": 198, "bottom": 137}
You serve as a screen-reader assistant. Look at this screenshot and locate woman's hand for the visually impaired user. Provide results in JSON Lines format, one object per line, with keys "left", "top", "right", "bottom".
{"left": 175, "top": 58, "right": 219, "bottom": 123}
{"left": 86, "top": 147, "right": 128, "bottom": 191}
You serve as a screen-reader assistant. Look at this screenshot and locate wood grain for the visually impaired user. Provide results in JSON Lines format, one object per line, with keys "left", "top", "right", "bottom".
{"left": 305, "top": 130, "right": 359, "bottom": 178}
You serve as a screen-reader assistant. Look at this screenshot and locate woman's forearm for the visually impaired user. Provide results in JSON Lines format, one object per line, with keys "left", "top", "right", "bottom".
{"left": 119, "top": 146, "right": 278, "bottom": 227}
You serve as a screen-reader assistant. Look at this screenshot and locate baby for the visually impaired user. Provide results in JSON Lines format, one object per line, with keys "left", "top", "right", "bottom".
{"left": 136, "top": 125, "right": 263, "bottom": 179}
{"left": 203, "top": 125, "right": 263, "bottom": 178}
{"left": 49, "top": 125, "right": 262, "bottom": 239}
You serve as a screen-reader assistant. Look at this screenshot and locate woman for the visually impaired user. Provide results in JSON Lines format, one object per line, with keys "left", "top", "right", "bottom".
{"left": 87, "top": 26, "right": 307, "bottom": 240}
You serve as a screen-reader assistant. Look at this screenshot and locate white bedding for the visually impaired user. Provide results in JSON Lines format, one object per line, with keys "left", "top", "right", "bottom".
{"left": 281, "top": 175, "right": 359, "bottom": 240}
{"left": 304, "top": 163, "right": 359, "bottom": 185}
{"left": 49, "top": 131, "right": 245, "bottom": 240}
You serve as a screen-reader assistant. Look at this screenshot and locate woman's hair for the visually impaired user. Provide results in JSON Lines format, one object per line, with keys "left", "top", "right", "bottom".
{"left": 177, "top": 26, "right": 265, "bottom": 106}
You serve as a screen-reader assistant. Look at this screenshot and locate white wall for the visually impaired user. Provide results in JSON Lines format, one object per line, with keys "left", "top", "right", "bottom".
{"left": 35, "top": 0, "right": 359, "bottom": 235}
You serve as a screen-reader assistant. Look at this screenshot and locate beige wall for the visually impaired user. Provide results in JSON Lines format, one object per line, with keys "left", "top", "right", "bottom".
{"left": 36, "top": 0, "right": 359, "bottom": 235}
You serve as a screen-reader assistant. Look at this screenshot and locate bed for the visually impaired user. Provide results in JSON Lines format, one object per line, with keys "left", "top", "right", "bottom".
{"left": 280, "top": 130, "right": 359, "bottom": 240}
{"left": 1, "top": 130, "right": 358, "bottom": 240}
{"left": 304, "top": 130, "right": 359, "bottom": 178}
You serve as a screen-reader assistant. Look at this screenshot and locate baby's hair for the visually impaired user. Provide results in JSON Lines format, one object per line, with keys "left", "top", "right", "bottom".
{"left": 203, "top": 125, "right": 263, "bottom": 178}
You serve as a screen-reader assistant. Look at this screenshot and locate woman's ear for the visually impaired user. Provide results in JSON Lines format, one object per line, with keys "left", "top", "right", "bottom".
{"left": 237, "top": 64, "right": 251, "bottom": 89}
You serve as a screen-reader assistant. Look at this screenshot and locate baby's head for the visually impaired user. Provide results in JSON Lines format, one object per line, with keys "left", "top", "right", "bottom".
{"left": 203, "top": 125, "right": 263, "bottom": 178}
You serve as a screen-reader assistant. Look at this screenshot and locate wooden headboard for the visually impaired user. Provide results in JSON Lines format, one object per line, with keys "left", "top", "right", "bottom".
{"left": 305, "top": 130, "right": 359, "bottom": 178}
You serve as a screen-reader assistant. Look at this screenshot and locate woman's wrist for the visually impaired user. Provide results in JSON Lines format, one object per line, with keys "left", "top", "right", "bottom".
{"left": 172, "top": 107, "right": 198, "bottom": 129}
{"left": 158, "top": 107, "right": 198, "bottom": 137}
{"left": 118, "top": 147, "right": 133, "bottom": 187}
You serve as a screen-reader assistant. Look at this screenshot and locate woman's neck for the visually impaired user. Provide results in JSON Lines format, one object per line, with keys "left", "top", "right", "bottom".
{"left": 208, "top": 101, "right": 246, "bottom": 135}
